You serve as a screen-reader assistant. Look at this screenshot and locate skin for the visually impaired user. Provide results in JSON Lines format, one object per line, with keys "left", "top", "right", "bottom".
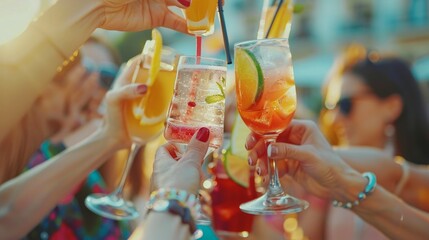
{"left": 0, "top": 58, "right": 145, "bottom": 239}
{"left": 246, "top": 120, "right": 429, "bottom": 240}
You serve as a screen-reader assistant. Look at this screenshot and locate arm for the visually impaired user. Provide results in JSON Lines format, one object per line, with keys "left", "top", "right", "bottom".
{"left": 0, "top": 0, "right": 103, "bottom": 142}
{"left": 246, "top": 120, "right": 429, "bottom": 240}
{"left": 336, "top": 147, "right": 429, "bottom": 212}
{"left": 0, "top": 0, "right": 189, "bottom": 143}
{"left": 0, "top": 129, "right": 120, "bottom": 239}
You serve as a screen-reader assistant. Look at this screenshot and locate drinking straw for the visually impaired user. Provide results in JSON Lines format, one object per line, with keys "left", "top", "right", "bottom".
{"left": 218, "top": 0, "right": 232, "bottom": 64}
{"left": 265, "top": 0, "right": 284, "bottom": 38}
{"left": 196, "top": 35, "right": 202, "bottom": 58}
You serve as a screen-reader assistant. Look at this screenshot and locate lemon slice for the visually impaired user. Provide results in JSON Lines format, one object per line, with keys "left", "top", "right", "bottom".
{"left": 223, "top": 148, "right": 249, "bottom": 188}
{"left": 235, "top": 48, "right": 264, "bottom": 110}
{"left": 146, "top": 28, "right": 163, "bottom": 86}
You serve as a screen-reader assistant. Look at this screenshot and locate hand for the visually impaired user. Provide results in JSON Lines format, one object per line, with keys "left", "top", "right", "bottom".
{"left": 100, "top": 0, "right": 190, "bottom": 33}
{"left": 102, "top": 58, "right": 147, "bottom": 147}
{"left": 246, "top": 120, "right": 355, "bottom": 199}
{"left": 151, "top": 127, "right": 210, "bottom": 194}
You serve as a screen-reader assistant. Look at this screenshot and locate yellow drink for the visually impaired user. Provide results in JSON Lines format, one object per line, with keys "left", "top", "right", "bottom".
{"left": 183, "top": 0, "right": 217, "bottom": 36}
{"left": 258, "top": 0, "right": 293, "bottom": 39}
{"left": 125, "top": 67, "right": 177, "bottom": 144}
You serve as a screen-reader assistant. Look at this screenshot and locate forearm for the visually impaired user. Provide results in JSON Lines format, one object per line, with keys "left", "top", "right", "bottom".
{"left": 337, "top": 172, "right": 429, "bottom": 240}
{"left": 0, "top": 129, "right": 119, "bottom": 239}
{"left": 0, "top": 0, "right": 103, "bottom": 142}
{"left": 141, "top": 212, "right": 190, "bottom": 240}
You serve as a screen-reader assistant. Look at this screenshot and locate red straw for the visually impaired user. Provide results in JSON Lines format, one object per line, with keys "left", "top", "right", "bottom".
{"left": 196, "top": 35, "right": 202, "bottom": 58}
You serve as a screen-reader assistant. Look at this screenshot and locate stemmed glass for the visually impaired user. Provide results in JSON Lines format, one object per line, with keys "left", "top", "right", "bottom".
{"left": 257, "top": 0, "right": 294, "bottom": 39}
{"left": 164, "top": 55, "right": 227, "bottom": 223}
{"left": 85, "top": 43, "right": 178, "bottom": 220}
{"left": 234, "top": 38, "right": 308, "bottom": 214}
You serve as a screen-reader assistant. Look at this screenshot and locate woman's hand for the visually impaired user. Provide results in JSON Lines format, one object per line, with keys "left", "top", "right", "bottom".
{"left": 100, "top": 0, "right": 190, "bottom": 33}
{"left": 101, "top": 58, "right": 147, "bottom": 148}
{"left": 151, "top": 127, "right": 210, "bottom": 194}
{"left": 246, "top": 120, "right": 355, "bottom": 199}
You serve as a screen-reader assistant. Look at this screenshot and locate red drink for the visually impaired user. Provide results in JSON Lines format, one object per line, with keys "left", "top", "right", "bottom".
{"left": 211, "top": 162, "right": 256, "bottom": 236}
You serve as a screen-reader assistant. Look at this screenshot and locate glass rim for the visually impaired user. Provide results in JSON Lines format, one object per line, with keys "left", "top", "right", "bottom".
{"left": 234, "top": 38, "right": 289, "bottom": 49}
{"left": 178, "top": 55, "right": 227, "bottom": 66}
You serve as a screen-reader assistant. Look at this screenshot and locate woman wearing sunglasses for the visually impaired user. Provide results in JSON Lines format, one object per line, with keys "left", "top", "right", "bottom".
{"left": 301, "top": 55, "right": 429, "bottom": 239}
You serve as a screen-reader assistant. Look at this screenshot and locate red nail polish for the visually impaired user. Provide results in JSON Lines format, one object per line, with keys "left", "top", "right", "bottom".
{"left": 137, "top": 84, "right": 147, "bottom": 94}
{"left": 178, "top": 0, "right": 191, "bottom": 7}
{"left": 196, "top": 127, "right": 210, "bottom": 142}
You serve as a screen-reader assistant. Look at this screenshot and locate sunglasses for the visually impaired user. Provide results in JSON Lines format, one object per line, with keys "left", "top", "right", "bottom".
{"left": 337, "top": 93, "right": 373, "bottom": 116}
{"left": 82, "top": 57, "right": 118, "bottom": 90}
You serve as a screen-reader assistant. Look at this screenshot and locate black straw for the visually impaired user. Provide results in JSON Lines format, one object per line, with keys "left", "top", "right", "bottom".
{"left": 265, "top": 0, "right": 284, "bottom": 38}
{"left": 218, "top": 0, "right": 232, "bottom": 64}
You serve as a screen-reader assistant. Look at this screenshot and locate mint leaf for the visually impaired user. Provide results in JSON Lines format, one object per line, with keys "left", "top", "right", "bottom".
{"left": 216, "top": 82, "right": 225, "bottom": 97}
{"left": 205, "top": 94, "right": 225, "bottom": 104}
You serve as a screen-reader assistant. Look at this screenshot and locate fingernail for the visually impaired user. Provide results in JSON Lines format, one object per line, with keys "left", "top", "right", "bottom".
{"left": 267, "top": 145, "right": 277, "bottom": 158}
{"left": 196, "top": 127, "right": 210, "bottom": 142}
{"left": 137, "top": 84, "right": 147, "bottom": 94}
{"left": 178, "top": 0, "right": 191, "bottom": 7}
{"left": 248, "top": 156, "right": 253, "bottom": 165}
{"left": 256, "top": 167, "right": 261, "bottom": 176}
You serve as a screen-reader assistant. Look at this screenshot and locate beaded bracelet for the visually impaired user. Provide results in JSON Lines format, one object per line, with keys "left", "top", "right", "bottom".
{"left": 332, "top": 172, "right": 377, "bottom": 209}
{"left": 147, "top": 188, "right": 200, "bottom": 218}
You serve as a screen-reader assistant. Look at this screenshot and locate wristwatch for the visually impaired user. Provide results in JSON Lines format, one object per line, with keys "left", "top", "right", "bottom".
{"left": 147, "top": 199, "right": 197, "bottom": 234}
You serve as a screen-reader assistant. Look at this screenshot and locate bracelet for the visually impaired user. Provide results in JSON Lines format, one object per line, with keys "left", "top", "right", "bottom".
{"left": 147, "top": 188, "right": 200, "bottom": 219}
{"left": 332, "top": 172, "right": 377, "bottom": 209}
{"left": 146, "top": 199, "right": 197, "bottom": 235}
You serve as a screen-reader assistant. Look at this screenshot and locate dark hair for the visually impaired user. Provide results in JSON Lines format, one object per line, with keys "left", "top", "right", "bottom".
{"left": 347, "top": 57, "right": 429, "bottom": 165}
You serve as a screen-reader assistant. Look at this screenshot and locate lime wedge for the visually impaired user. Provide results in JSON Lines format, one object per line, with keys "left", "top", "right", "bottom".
{"left": 230, "top": 113, "right": 251, "bottom": 159}
{"left": 223, "top": 148, "right": 249, "bottom": 188}
{"left": 235, "top": 48, "right": 264, "bottom": 109}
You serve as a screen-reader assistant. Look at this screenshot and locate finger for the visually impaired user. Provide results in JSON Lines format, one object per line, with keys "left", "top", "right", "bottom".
{"left": 268, "top": 142, "right": 315, "bottom": 164}
{"left": 161, "top": 10, "right": 188, "bottom": 34}
{"left": 155, "top": 143, "right": 180, "bottom": 168}
{"left": 256, "top": 157, "right": 268, "bottom": 176}
{"left": 180, "top": 127, "right": 210, "bottom": 167}
{"left": 106, "top": 83, "right": 147, "bottom": 105}
{"left": 167, "top": 0, "right": 191, "bottom": 8}
{"left": 112, "top": 57, "right": 140, "bottom": 89}
{"left": 247, "top": 138, "right": 266, "bottom": 165}
{"left": 245, "top": 132, "right": 262, "bottom": 150}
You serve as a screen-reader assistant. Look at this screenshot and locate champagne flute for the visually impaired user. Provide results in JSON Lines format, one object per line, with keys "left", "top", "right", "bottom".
{"left": 85, "top": 43, "right": 178, "bottom": 220}
{"left": 164, "top": 55, "right": 227, "bottom": 224}
{"left": 234, "top": 38, "right": 308, "bottom": 214}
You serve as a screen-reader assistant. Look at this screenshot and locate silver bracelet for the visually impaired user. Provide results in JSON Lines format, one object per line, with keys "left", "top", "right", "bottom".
{"left": 332, "top": 172, "right": 377, "bottom": 209}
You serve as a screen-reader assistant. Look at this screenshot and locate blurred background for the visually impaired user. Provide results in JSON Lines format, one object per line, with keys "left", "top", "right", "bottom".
{"left": 2, "top": 0, "right": 429, "bottom": 117}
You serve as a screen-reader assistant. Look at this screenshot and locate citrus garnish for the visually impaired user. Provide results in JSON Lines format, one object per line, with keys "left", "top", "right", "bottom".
{"left": 235, "top": 48, "right": 264, "bottom": 109}
{"left": 230, "top": 113, "right": 251, "bottom": 159}
{"left": 132, "top": 28, "right": 169, "bottom": 125}
{"left": 223, "top": 148, "right": 249, "bottom": 188}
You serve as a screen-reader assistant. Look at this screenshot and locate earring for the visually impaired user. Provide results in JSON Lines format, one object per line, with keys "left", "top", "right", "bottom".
{"left": 384, "top": 124, "right": 395, "bottom": 156}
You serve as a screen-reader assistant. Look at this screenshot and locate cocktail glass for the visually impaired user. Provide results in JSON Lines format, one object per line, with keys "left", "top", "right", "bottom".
{"left": 234, "top": 38, "right": 308, "bottom": 214}
{"left": 164, "top": 55, "right": 227, "bottom": 224}
{"left": 85, "top": 45, "right": 178, "bottom": 220}
{"left": 257, "top": 0, "right": 294, "bottom": 39}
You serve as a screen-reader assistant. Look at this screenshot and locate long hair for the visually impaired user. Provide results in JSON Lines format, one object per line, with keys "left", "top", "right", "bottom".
{"left": 347, "top": 57, "right": 429, "bottom": 165}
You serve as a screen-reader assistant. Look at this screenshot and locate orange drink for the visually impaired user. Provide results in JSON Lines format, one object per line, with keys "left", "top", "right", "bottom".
{"left": 183, "top": 0, "right": 218, "bottom": 36}
{"left": 257, "top": 0, "right": 293, "bottom": 39}
{"left": 125, "top": 66, "right": 177, "bottom": 143}
{"left": 234, "top": 39, "right": 308, "bottom": 215}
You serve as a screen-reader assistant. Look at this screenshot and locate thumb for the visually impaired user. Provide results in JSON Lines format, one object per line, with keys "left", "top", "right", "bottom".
{"left": 106, "top": 83, "right": 147, "bottom": 105}
{"left": 180, "top": 127, "right": 210, "bottom": 167}
{"left": 268, "top": 143, "right": 316, "bottom": 165}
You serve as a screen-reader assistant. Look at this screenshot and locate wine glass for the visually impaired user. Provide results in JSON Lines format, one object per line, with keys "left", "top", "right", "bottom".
{"left": 164, "top": 55, "right": 227, "bottom": 224}
{"left": 84, "top": 45, "right": 178, "bottom": 220}
{"left": 234, "top": 38, "right": 308, "bottom": 214}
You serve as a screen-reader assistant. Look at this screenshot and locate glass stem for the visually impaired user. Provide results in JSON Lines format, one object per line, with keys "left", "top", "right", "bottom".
{"left": 265, "top": 137, "right": 285, "bottom": 198}
{"left": 112, "top": 143, "right": 141, "bottom": 198}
